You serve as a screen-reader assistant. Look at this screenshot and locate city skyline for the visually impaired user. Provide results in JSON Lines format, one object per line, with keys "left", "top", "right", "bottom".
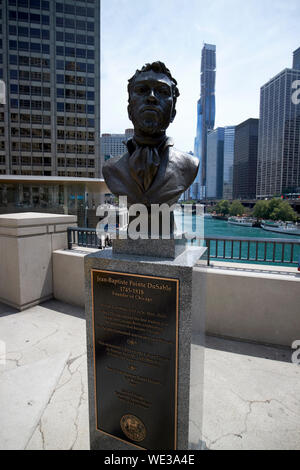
{"left": 101, "top": 0, "right": 299, "bottom": 152}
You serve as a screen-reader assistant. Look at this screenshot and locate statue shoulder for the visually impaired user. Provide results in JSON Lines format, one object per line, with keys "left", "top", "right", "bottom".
{"left": 102, "top": 152, "right": 128, "bottom": 178}
{"left": 170, "top": 147, "right": 199, "bottom": 173}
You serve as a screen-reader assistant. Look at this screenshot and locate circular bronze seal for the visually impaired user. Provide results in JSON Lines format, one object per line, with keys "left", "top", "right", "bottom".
{"left": 120, "top": 414, "right": 146, "bottom": 443}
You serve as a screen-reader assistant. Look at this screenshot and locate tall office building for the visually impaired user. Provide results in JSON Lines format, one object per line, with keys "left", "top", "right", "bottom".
{"left": 222, "top": 126, "right": 235, "bottom": 200}
{"left": 206, "top": 127, "right": 224, "bottom": 199}
{"left": 192, "top": 43, "right": 216, "bottom": 200}
{"left": 101, "top": 129, "right": 133, "bottom": 163}
{"left": 233, "top": 118, "right": 258, "bottom": 199}
{"left": 293, "top": 47, "right": 300, "bottom": 70}
{"left": 256, "top": 48, "right": 300, "bottom": 198}
{"left": 0, "top": 0, "right": 100, "bottom": 178}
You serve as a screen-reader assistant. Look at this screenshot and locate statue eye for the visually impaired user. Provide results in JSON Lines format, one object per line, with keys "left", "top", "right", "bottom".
{"left": 134, "top": 85, "right": 148, "bottom": 95}
{"left": 158, "top": 87, "right": 171, "bottom": 96}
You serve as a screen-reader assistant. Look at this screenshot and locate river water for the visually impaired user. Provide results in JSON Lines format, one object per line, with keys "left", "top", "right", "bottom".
{"left": 174, "top": 214, "right": 300, "bottom": 266}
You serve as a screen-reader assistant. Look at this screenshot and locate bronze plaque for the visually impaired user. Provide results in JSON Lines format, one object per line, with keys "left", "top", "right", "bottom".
{"left": 91, "top": 269, "right": 179, "bottom": 450}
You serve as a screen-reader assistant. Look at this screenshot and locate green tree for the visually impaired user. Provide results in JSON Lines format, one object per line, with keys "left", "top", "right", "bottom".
{"left": 215, "top": 200, "right": 230, "bottom": 216}
{"left": 269, "top": 200, "right": 297, "bottom": 222}
{"left": 229, "top": 200, "right": 245, "bottom": 216}
{"left": 253, "top": 200, "right": 270, "bottom": 220}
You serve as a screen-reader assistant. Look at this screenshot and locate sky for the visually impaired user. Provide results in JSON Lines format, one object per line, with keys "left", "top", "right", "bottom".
{"left": 101, "top": 0, "right": 300, "bottom": 152}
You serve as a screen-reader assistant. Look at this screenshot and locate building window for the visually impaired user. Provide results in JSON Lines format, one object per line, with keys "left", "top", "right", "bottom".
{"left": 9, "top": 40, "right": 17, "bottom": 50}
{"left": 65, "top": 4, "right": 75, "bottom": 15}
{"left": 56, "top": 2, "right": 63, "bottom": 12}
{"left": 65, "top": 18, "right": 75, "bottom": 29}
{"left": 19, "top": 26, "right": 29, "bottom": 37}
{"left": 9, "top": 25, "right": 17, "bottom": 35}
{"left": 76, "top": 20, "right": 86, "bottom": 30}
{"left": 10, "top": 84, "right": 18, "bottom": 94}
{"left": 9, "top": 55, "right": 18, "bottom": 65}
{"left": 56, "top": 46, "right": 64, "bottom": 56}
{"left": 76, "top": 48, "right": 86, "bottom": 58}
{"left": 56, "top": 60, "right": 64, "bottom": 70}
{"left": 30, "top": 43, "right": 41, "bottom": 52}
{"left": 30, "top": 0, "right": 41, "bottom": 8}
{"left": 9, "top": 11, "right": 17, "bottom": 21}
{"left": 10, "top": 99, "right": 18, "bottom": 108}
{"left": 65, "top": 32, "right": 75, "bottom": 43}
{"left": 56, "top": 31, "right": 64, "bottom": 41}
{"left": 57, "top": 102, "right": 64, "bottom": 112}
{"left": 76, "top": 34, "right": 86, "bottom": 45}
{"left": 41, "top": 15, "right": 49, "bottom": 25}
{"left": 87, "top": 22, "right": 94, "bottom": 32}
{"left": 42, "top": 44, "right": 49, "bottom": 54}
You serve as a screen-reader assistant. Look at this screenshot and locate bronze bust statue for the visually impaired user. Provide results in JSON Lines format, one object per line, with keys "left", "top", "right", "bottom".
{"left": 102, "top": 61, "right": 199, "bottom": 207}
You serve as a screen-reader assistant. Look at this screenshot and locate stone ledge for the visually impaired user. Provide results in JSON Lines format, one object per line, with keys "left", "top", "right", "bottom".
{"left": 0, "top": 212, "right": 77, "bottom": 228}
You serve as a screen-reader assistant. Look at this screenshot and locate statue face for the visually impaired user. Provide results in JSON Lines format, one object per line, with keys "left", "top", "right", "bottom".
{"left": 128, "top": 70, "right": 176, "bottom": 136}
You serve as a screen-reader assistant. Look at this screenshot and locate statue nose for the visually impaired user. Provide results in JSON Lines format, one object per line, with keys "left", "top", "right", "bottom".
{"left": 147, "top": 90, "right": 158, "bottom": 102}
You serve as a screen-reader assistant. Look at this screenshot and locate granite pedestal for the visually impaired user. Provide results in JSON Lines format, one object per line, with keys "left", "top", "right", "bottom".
{"left": 85, "top": 242, "right": 206, "bottom": 450}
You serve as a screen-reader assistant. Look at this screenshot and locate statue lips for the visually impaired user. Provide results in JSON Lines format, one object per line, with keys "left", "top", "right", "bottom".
{"left": 140, "top": 106, "right": 161, "bottom": 122}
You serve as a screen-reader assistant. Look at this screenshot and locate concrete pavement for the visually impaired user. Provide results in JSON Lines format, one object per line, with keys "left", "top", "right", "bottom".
{"left": 0, "top": 299, "right": 299, "bottom": 450}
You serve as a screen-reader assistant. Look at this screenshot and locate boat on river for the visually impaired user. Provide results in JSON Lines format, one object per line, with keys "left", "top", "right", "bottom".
{"left": 260, "top": 220, "right": 300, "bottom": 236}
{"left": 227, "top": 216, "right": 255, "bottom": 227}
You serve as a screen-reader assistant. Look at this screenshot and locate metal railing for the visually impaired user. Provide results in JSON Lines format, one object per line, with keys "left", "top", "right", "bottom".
{"left": 201, "top": 236, "right": 300, "bottom": 266}
{"left": 67, "top": 227, "right": 300, "bottom": 266}
{"left": 67, "top": 227, "right": 111, "bottom": 250}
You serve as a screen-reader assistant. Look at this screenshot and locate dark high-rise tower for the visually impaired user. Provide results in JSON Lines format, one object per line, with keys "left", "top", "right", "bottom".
{"left": 256, "top": 48, "right": 300, "bottom": 198}
{"left": 233, "top": 118, "right": 258, "bottom": 199}
{"left": 0, "top": 0, "right": 100, "bottom": 178}
{"left": 192, "top": 43, "right": 216, "bottom": 200}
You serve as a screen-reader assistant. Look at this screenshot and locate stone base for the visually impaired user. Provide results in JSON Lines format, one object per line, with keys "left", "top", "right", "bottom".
{"left": 112, "top": 236, "right": 187, "bottom": 259}
{"left": 84, "top": 245, "right": 206, "bottom": 450}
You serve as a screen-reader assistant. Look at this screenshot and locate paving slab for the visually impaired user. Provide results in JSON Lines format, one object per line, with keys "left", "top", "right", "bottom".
{"left": 0, "top": 353, "right": 69, "bottom": 450}
{"left": 202, "top": 336, "right": 300, "bottom": 450}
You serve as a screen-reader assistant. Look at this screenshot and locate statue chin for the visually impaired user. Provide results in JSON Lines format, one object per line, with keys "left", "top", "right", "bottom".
{"left": 133, "top": 118, "right": 168, "bottom": 137}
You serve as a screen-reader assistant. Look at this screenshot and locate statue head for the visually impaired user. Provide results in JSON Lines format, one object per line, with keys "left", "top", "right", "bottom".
{"left": 127, "top": 61, "right": 180, "bottom": 137}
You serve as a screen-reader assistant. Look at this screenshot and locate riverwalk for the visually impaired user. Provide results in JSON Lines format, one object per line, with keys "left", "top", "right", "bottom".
{"left": 0, "top": 298, "right": 299, "bottom": 450}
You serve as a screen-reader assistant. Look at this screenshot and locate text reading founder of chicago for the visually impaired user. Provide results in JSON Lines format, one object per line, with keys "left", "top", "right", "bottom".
{"left": 102, "top": 61, "right": 199, "bottom": 207}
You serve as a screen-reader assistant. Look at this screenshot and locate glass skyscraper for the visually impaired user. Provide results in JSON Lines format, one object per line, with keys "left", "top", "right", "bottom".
{"left": 222, "top": 126, "right": 235, "bottom": 200}
{"left": 256, "top": 48, "right": 300, "bottom": 198}
{"left": 206, "top": 127, "right": 224, "bottom": 199}
{"left": 0, "top": 0, "right": 100, "bottom": 178}
{"left": 192, "top": 43, "right": 216, "bottom": 200}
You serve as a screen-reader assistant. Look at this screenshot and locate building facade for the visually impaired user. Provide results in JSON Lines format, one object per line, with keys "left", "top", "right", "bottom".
{"left": 233, "top": 118, "right": 258, "bottom": 199}
{"left": 0, "top": 0, "right": 100, "bottom": 178}
{"left": 293, "top": 47, "right": 300, "bottom": 70}
{"left": 256, "top": 49, "right": 300, "bottom": 198}
{"left": 222, "top": 126, "right": 235, "bottom": 200}
{"left": 206, "top": 127, "right": 224, "bottom": 199}
{"left": 100, "top": 128, "right": 133, "bottom": 163}
{"left": 192, "top": 43, "right": 216, "bottom": 200}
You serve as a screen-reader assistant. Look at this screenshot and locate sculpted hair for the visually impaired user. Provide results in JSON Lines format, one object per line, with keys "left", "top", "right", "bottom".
{"left": 128, "top": 61, "right": 180, "bottom": 106}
